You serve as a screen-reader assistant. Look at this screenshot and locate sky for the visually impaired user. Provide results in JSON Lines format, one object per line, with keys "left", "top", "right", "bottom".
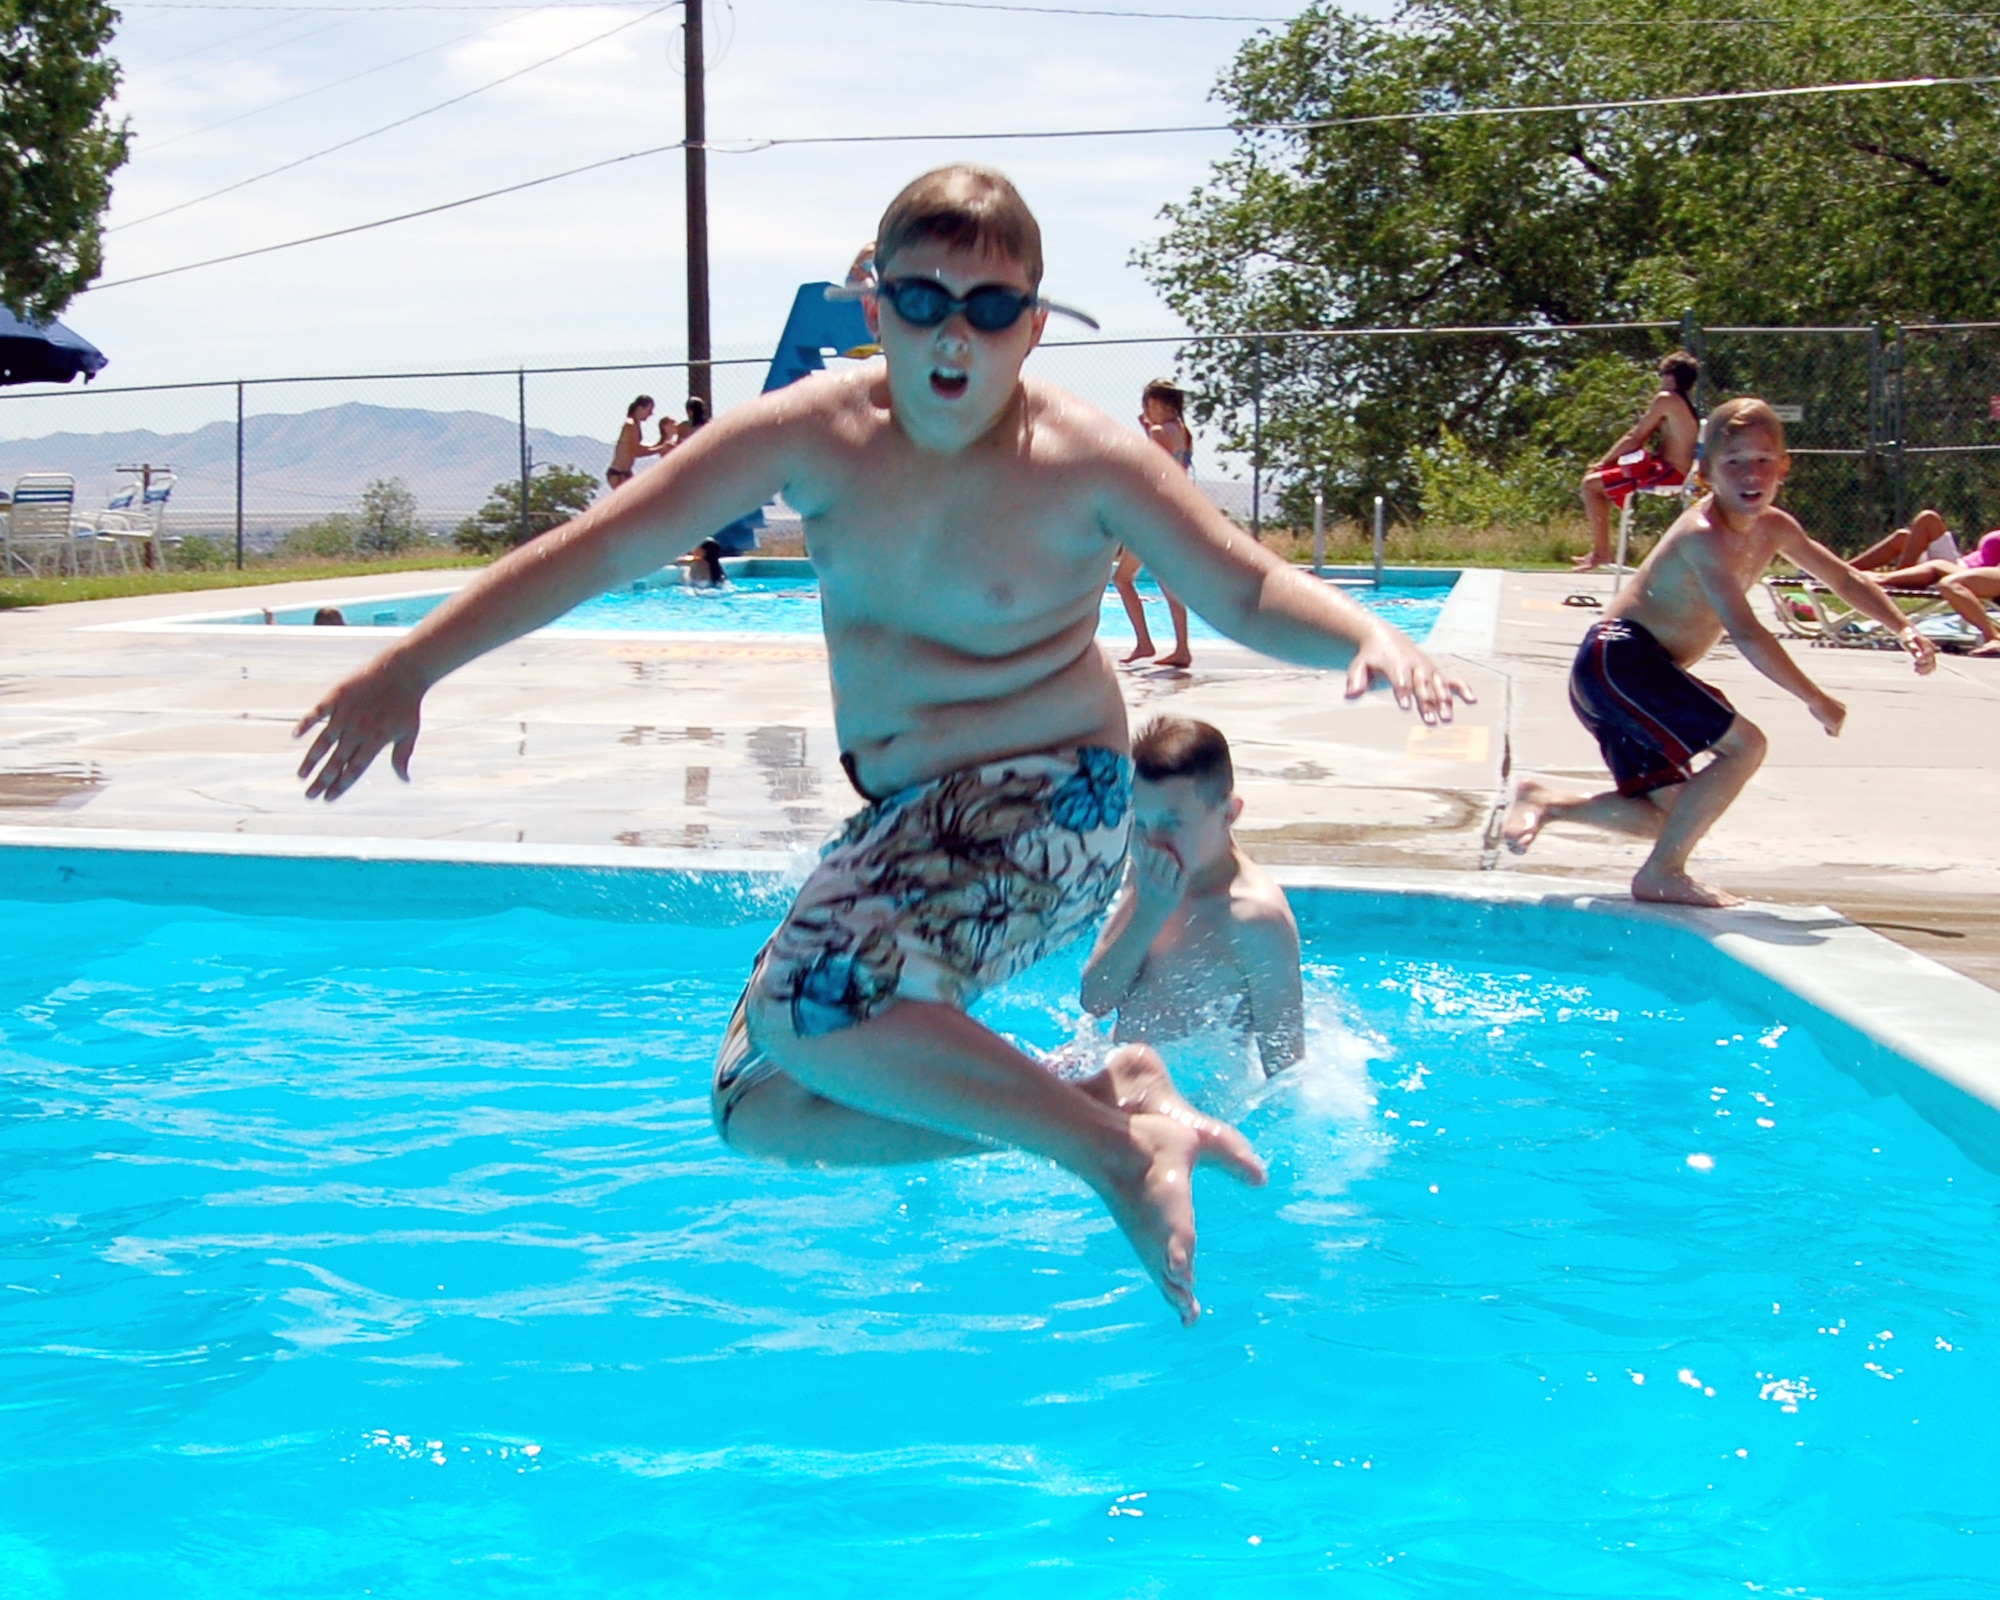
{"left": 60, "top": 0, "right": 1353, "bottom": 394}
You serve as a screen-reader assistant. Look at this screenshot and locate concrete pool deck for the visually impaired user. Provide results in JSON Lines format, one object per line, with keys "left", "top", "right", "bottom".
{"left": 1, "top": 563, "right": 1996, "bottom": 988}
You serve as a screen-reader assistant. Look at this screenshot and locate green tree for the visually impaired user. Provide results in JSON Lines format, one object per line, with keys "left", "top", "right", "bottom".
{"left": 453, "top": 464, "right": 599, "bottom": 555}
{"left": 355, "top": 476, "right": 422, "bottom": 555}
{"left": 1141, "top": 0, "right": 2000, "bottom": 519}
{"left": 0, "top": 0, "right": 129, "bottom": 318}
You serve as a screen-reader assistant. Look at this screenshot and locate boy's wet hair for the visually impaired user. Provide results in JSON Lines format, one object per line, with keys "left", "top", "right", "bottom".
{"left": 1142, "top": 377, "right": 1187, "bottom": 416}
{"left": 1706, "top": 395, "right": 1786, "bottom": 454}
{"left": 1133, "top": 717, "right": 1233, "bottom": 803}
{"left": 627, "top": 394, "right": 654, "bottom": 419}
{"left": 876, "top": 165, "right": 1043, "bottom": 288}
{"left": 1657, "top": 351, "right": 1699, "bottom": 396}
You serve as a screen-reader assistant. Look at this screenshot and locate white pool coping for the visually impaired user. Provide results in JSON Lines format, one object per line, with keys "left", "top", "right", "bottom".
{"left": 3, "top": 825, "right": 1995, "bottom": 1126}
{"left": 83, "top": 566, "right": 1495, "bottom": 655}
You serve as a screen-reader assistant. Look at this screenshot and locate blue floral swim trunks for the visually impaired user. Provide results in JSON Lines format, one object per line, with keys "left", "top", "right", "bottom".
{"left": 710, "top": 745, "right": 1133, "bottom": 1137}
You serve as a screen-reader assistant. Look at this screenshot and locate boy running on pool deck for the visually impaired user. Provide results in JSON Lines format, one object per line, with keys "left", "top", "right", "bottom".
{"left": 1081, "top": 718, "right": 1304, "bottom": 1077}
{"left": 293, "top": 165, "right": 1471, "bottom": 1325}
{"left": 1507, "top": 397, "right": 1936, "bottom": 908}
{"left": 1574, "top": 351, "right": 1703, "bottom": 572}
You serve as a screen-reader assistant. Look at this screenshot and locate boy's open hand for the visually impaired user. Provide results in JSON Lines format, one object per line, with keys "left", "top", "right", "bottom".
{"left": 294, "top": 656, "right": 426, "bottom": 800}
{"left": 1344, "top": 626, "right": 1476, "bottom": 725}
{"left": 1131, "top": 841, "right": 1187, "bottom": 918}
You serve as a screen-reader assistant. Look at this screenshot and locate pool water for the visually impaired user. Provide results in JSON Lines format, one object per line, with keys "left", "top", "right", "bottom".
{"left": 3, "top": 888, "right": 1996, "bottom": 1596}
{"left": 236, "top": 574, "right": 1448, "bottom": 645}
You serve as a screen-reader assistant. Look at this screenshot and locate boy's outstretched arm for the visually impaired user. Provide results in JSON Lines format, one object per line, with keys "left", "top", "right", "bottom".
{"left": 1780, "top": 527, "right": 1938, "bottom": 675}
{"left": 1080, "top": 844, "right": 1183, "bottom": 1016}
{"left": 1692, "top": 548, "right": 1847, "bottom": 734}
{"left": 1235, "top": 910, "right": 1305, "bottom": 1074}
{"left": 294, "top": 399, "right": 800, "bottom": 799}
{"left": 1103, "top": 457, "right": 1474, "bottom": 723}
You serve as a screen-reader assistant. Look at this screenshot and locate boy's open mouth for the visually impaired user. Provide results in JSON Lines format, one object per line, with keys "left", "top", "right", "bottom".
{"left": 930, "top": 365, "right": 969, "bottom": 399}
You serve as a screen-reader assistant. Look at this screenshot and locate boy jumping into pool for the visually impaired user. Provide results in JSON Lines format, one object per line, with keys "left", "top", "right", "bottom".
{"left": 1506, "top": 397, "right": 1936, "bottom": 908}
{"left": 1081, "top": 717, "right": 1303, "bottom": 1077}
{"left": 294, "top": 165, "right": 1470, "bottom": 1324}
{"left": 1574, "top": 350, "right": 1703, "bottom": 572}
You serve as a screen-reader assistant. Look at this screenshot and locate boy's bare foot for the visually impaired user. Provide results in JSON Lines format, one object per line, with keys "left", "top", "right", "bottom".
{"left": 1080, "top": 1045, "right": 1267, "bottom": 1326}
{"left": 1157, "top": 649, "right": 1193, "bottom": 669}
{"left": 1969, "top": 639, "right": 2000, "bottom": 658}
{"left": 1121, "top": 640, "right": 1157, "bottom": 664}
{"left": 1631, "top": 863, "right": 1743, "bottom": 908}
{"left": 1572, "top": 551, "right": 1612, "bottom": 571}
{"left": 1501, "top": 778, "right": 1552, "bottom": 855}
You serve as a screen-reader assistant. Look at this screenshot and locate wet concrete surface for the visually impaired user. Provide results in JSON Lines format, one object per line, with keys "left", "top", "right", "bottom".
{"left": 1, "top": 564, "right": 1994, "bottom": 988}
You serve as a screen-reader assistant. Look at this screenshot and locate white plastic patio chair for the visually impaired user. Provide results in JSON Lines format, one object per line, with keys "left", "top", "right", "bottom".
{"left": 3, "top": 474, "right": 79, "bottom": 575}
{"left": 90, "top": 473, "right": 177, "bottom": 571}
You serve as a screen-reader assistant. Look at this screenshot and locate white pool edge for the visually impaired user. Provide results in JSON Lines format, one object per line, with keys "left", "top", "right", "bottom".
{"left": 4, "top": 825, "right": 1995, "bottom": 1121}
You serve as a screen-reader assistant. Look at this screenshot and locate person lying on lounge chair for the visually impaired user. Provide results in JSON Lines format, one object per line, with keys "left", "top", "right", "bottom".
{"left": 1866, "top": 529, "right": 2000, "bottom": 655}
{"left": 1851, "top": 507, "right": 1961, "bottom": 575}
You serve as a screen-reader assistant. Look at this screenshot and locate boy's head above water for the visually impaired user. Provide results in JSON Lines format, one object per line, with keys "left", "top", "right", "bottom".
{"left": 1131, "top": 717, "right": 1243, "bottom": 875}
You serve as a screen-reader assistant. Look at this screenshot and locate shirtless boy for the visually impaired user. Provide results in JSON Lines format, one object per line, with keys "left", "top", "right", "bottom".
{"left": 1575, "top": 351, "right": 1702, "bottom": 572}
{"left": 1081, "top": 718, "right": 1304, "bottom": 1077}
{"left": 294, "top": 165, "right": 1470, "bottom": 1324}
{"left": 1508, "top": 397, "right": 1936, "bottom": 907}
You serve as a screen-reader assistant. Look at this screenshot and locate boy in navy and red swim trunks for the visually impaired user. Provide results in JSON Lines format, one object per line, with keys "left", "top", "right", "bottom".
{"left": 1507, "top": 397, "right": 1936, "bottom": 908}
{"left": 1574, "top": 350, "right": 1704, "bottom": 571}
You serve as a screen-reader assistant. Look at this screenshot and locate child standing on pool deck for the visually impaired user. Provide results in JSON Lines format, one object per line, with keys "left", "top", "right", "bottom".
{"left": 1111, "top": 379, "right": 1196, "bottom": 667}
{"left": 1506, "top": 396, "right": 1936, "bottom": 908}
{"left": 1081, "top": 718, "right": 1304, "bottom": 1076}
{"left": 294, "top": 165, "right": 1471, "bottom": 1325}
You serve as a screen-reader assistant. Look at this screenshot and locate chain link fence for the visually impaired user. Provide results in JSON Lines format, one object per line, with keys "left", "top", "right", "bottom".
{"left": 0, "top": 319, "right": 1993, "bottom": 566}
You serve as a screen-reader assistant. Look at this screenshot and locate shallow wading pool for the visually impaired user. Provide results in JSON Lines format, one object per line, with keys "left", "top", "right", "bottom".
{"left": 2, "top": 843, "right": 1997, "bottom": 1596}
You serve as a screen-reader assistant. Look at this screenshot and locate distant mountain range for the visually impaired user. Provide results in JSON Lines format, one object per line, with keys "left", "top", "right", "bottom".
{"left": 0, "top": 403, "right": 618, "bottom": 533}
{"left": 0, "top": 398, "right": 1258, "bottom": 539}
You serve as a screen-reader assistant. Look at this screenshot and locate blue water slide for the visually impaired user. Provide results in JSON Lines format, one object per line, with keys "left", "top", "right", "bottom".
{"left": 760, "top": 282, "right": 875, "bottom": 394}
{"left": 710, "top": 284, "right": 874, "bottom": 553}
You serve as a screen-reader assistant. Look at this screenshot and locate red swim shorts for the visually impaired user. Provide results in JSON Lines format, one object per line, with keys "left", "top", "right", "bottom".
{"left": 1595, "top": 451, "right": 1687, "bottom": 508}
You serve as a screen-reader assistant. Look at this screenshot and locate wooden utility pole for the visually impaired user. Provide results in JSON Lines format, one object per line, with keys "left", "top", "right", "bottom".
{"left": 684, "top": 0, "right": 712, "bottom": 413}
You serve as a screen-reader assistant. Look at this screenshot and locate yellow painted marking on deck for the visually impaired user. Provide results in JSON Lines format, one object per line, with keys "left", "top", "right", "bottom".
{"left": 612, "top": 643, "right": 825, "bottom": 661}
{"left": 1403, "top": 724, "right": 1491, "bottom": 762}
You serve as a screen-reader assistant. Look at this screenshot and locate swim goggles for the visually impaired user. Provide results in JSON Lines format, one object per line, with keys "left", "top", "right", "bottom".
{"left": 826, "top": 277, "right": 1100, "bottom": 332}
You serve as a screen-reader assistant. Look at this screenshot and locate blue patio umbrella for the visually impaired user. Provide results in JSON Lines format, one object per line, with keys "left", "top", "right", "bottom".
{"left": 0, "top": 306, "right": 106, "bottom": 386}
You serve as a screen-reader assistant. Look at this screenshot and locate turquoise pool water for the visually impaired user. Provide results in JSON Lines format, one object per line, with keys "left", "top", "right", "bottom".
{"left": 227, "top": 574, "right": 1447, "bottom": 645}
{"left": 3, "top": 880, "right": 1995, "bottom": 1596}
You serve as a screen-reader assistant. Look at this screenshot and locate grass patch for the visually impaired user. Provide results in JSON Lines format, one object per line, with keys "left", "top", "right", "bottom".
{"left": 0, "top": 553, "right": 488, "bottom": 612}
{"left": 1259, "top": 514, "right": 1623, "bottom": 569}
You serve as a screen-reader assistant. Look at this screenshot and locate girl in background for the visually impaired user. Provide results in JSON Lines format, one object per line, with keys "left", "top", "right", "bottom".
{"left": 1112, "top": 378, "right": 1195, "bottom": 668}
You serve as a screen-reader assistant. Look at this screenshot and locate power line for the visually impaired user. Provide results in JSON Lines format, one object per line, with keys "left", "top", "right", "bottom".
{"left": 89, "top": 71, "right": 2000, "bottom": 291}
{"left": 111, "top": 3, "right": 675, "bottom": 230}
{"left": 94, "top": 138, "right": 688, "bottom": 288}
{"left": 709, "top": 73, "right": 2000, "bottom": 152}
{"left": 143, "top": 7, "right": 543, "bottom": 152}
{"left": 118, "top": 1, "right": 648, "bottom": 8}
{"left": 853, "top": 0, "right": 1294, "bottom": 18}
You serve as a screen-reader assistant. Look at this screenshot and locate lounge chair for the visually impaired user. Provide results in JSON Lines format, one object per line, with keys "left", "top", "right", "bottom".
{"left": 1762, "top": 569, "right": 1996, "bottom": 651}
{"left": 86, "top": 473, "right": 177, "bottom": 571}
{"left": 2, "top": 474, "right": 79, "bottom": 575}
